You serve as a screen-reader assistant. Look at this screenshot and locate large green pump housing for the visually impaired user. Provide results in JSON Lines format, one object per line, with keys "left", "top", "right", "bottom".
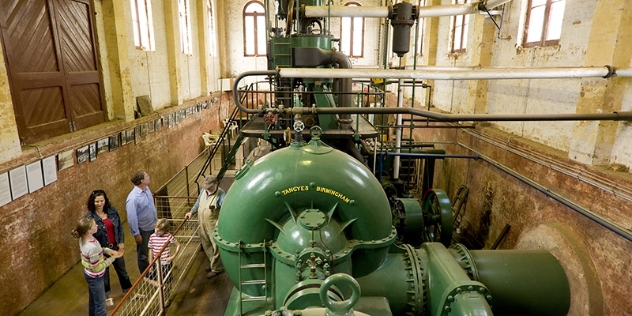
{"left": 214, "top": 134, "right": 571, "bottom": 316}
{"left": 217, "top": 134, "right": 395, "bottom": 312}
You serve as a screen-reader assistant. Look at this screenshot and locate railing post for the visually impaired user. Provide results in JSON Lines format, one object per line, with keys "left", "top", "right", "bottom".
{"left": 157, "top": 261, "right": 166, "bottom": 315}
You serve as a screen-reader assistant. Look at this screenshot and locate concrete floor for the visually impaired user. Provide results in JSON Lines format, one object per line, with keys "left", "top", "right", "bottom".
{"left": 19, "top": 223, "right": 233, "bottom": 316}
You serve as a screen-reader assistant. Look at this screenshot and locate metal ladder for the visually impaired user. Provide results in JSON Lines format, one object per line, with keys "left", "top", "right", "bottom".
{"left": 197, "top": 90, "right": 250, "bottom": 183}
{"left": 273, "top": 41, "right": 292, "bottom": 68}
{"left": 238, "top": 241, "right": 268, "bottom": 315}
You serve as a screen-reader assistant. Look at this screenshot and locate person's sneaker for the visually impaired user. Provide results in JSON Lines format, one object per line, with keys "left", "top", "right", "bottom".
{"left": 106, "top": 298, "right": 114, "bottom": 307}
{"left": 132, "top": 294, "right": 147, "bottom": 300}
{"left": 206, "top": 271, "right": 223, "bottom": 279}
{"left": 205, "top": 267, "right": 212, "bottom": 272}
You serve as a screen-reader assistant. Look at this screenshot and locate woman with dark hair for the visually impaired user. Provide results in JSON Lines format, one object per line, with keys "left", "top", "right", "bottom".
{"left": 85, "top": 190, "right": 132, "bottom": 306}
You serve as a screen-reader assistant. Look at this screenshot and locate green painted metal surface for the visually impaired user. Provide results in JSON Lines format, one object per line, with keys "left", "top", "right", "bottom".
{"left": 469, "top": 250, "right": 571, "bottom": 315}
{"left": 216, "top": 137, "right": 395, "bottom": 311}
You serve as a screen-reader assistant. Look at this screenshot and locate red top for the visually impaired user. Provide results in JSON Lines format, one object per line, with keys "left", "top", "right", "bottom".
{"left": 103, "top": 218, "right": 116, "bottom": 245}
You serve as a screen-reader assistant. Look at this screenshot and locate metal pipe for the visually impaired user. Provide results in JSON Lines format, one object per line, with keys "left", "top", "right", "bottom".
{"left": 459, "top": 143, "right": 632, "bottom": 242}
{"left": 233, "top": 70, "right": 276, "bottom": 114}
{"left": 491, "top": 224, "right": 511, "bottom": 249}
{"left": 386, "top": 153, "right": 478, "bottom": 159}
{"left": 333, "top": 51, "right": 353, "bottom": 107}
{"left": 617, "top": 67, "right": 632, "bottom": 77}
{"left": 468, "top": 249, "right": 570, "bottom": 315}
{"left": 305, "top": 0, "right": 514, "bottom": 18}
{"left": 486, "top": 0, "right": 514, "bottom": 8}
{"left": 231, "top": 69, "right": 632, "bottom": 122}
{"left": 278, "top": 66, "right": 612, "bottom": 80}
{"left": 416, "top": 3, "right": 479, "bottom": 17}
{"left": 394, "top": 79, "right": 404, "bottom": 179}
{"left": 296, "top": 106, "right": 632, "bottom": 122}
{"left": 377, "top": 124, "right": 476, "bottom": 128}
{"left": 464, "top": 129, "right": 632, "bottom": 203}
{"left": 305, "top": 6, "right": 389, "bottom": 18}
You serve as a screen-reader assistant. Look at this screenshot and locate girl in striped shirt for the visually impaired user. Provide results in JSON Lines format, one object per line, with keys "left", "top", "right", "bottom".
{"left": 147, "top": 219, "right": 181, "bottom": 288}
{"left": 72, "top": 218, "right": 123, "bottom": 316}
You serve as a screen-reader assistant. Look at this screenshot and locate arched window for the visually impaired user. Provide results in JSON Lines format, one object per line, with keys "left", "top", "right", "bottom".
{"left": 340, "top": 2, "right": 364, "bottom": 57}
{"left": 243, "top": 1, "right": 266, "bottom": 56}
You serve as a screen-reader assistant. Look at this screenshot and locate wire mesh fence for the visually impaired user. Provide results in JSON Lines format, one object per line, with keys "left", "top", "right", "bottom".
{"left": 109, "top": 197, "right": 200, "bottom": 316}
{"left": 109, "top": 148, "right": 212, "bottom": 316}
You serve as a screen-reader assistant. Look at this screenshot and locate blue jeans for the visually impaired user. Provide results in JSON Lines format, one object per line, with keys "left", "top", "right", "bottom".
{"left": 137, "top": 229, "right": 154, "bottom": 274}
{"left": 84, "top": 273, "right": 106, "bottom": 316}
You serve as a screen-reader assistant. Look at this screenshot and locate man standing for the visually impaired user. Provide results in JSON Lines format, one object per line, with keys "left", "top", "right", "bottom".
{"left": 185, "top": 175, "right": 225, "bottom": 279}
{"left": 126, "top": 169, "right": 158, "bottom": 274}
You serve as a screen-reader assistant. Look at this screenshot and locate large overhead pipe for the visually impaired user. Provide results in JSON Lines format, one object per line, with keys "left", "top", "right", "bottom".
{"left": 617, "top": 67, "right": 632, "bottom": 77}
{"left": 305, "top": 0, "right": 513, "bottom": 18}
{"left": 277, "top": 66, "right": 615, "bottom": 80}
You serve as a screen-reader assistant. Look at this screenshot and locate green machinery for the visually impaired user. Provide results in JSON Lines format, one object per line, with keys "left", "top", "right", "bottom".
{"left": 212, "top": 1, "right": 571, "bottom": 314}
{"left": 214, "top": 131, "right": 570, "bottom": 316}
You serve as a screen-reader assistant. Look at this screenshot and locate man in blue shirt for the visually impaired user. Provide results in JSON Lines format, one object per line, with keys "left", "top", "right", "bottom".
{"left": 126, "top": 169, "right": 158, "bottom": 274}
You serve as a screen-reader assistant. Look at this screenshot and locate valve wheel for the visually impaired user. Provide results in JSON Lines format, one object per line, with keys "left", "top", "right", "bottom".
{"left": 263, "top": 112, "right": 277, "bottom": 126}
{"left": 421, "top": 189, "right": 454, "bottom": 247}
{"left": 293, "top": 121, "right": 305, "bottom": 132}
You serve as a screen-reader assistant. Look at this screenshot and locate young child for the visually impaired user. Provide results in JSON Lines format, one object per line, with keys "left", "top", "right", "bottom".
{"left": 72, "top": 217, "right": 123, "bottom": 315}
{"left": 147, "top": 219, "right": 181, "bottom": 290}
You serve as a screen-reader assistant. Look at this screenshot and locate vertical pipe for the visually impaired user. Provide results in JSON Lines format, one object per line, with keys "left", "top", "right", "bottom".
{"left": 394, "top": 78, "right": 404, "bottom": 179}
{"left": 333, "top": 51, "right": 353, "bottom": 128}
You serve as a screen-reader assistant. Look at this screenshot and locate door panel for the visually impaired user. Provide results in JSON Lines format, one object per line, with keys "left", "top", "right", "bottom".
{"left": 0, "top": 0, "right": 104, "bottom": 143}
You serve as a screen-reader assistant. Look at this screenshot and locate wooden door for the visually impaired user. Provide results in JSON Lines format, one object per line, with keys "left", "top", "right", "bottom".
{"left": 0, "top": 0, "right": 104, "bottom": 143}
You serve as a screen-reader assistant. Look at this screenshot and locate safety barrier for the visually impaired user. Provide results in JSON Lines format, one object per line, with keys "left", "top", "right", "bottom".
{"left": 108, "top": 148, "right": 212, "bottom": 315}
{"left": 109, "top": 197, "right": 199, "bottom": 316}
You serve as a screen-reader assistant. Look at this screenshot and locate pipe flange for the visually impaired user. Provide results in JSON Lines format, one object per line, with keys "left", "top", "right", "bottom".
{"left": 449, "top": 243, "right": 480, "bottom": 281}
{"left": 440, "top": 284, "right": 492, "bottom": 316}
{"left": 603, "top": 65, "right": 615, "bottom": 78}
{"left": 403, "top": 244, "right": 426, "bottom": 315}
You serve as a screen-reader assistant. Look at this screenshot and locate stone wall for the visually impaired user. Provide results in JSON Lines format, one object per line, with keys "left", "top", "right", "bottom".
{"left": 0, "top": 92, "right": 232, "bottom": 316}
{"left": 410, "top": 124, "right": 632, "bottom": 315}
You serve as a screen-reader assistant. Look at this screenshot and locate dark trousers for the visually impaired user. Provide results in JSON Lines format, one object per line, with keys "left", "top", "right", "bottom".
{"left": 137, "top": 229, "right": 154, "bottom": 274}
{"left": 103, "top": 253, "right": 132, "bottom": 295}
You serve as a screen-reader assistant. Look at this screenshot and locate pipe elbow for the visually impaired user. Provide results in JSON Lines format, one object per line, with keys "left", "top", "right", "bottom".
{"left": 448, "top": 291, "right": 494, "bottom": 316}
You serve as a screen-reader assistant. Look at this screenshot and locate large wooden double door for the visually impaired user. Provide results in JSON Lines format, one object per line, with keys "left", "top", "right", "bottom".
{"left": 0, "top": 0, "right": 104, "bottom": 143}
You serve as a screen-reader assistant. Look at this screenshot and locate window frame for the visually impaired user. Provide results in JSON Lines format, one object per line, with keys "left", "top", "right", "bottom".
{"left": 130, "top": 0, "right": 155, "bottom": 51}
{"left": 243, "top": 1, "right": 266, "bottom": 57}
{"left": 340, "top": 2, "right": 365, "bottom": 58}
{"left": 523, "top": 0, "right": 565, "bottom": 48}
{"left": 179, "top": 0, "right": 193, "bottom": 55}
{"left": 450, "top": 0, "right": 468, "bottom": 53}
{"left": 207, "top": 0, "right": 217, "bottom": 57}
